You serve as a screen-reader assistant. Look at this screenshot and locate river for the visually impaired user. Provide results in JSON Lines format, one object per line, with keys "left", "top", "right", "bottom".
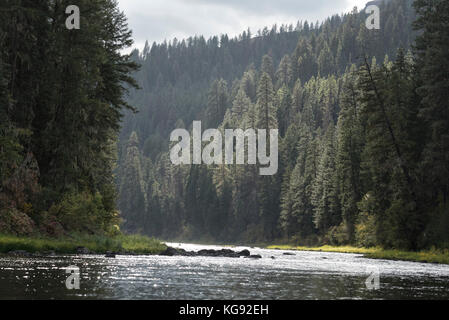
{"left": 0, "top": 243, "right": 449, "bottom": 299}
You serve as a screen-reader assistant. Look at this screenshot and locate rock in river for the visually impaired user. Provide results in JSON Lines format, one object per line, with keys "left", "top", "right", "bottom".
{"left": 246, "top": 255, "right": 262, "bottom": 259}
{"left": 159, "top": 247, "right": 180, "bottom": 256}
{"left": 76, "top": 247, "right": 90, "bottom": 254}
{"left": 8, "top": 250, "right": 32, "bottom": 257}
{"left": 159, "top": 247, "right": 254, "bottom": 258}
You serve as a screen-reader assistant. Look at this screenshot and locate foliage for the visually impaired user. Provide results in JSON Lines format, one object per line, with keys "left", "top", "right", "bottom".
{"left": 0, "top": 209, "right": 36, "bottom": 236}
{"left": 0, "top": 233, "right": 166, "bottom": 255}
{"left": 0, "top": 0, "right": 138, "bottom": 236}
{"left": 2, "top": 0, "right": 446, "bottom": 254}
{"left": 267, "top": 244, "right": 449, "bottom": 265}
{"left": 355, "top": 211, "right": 378, "bottom": 248}
{"left": 117, "top": 0, "right": 441, "bottom": 250}
{"left": 47, "top": 192, "right": 121, "bottom": 235}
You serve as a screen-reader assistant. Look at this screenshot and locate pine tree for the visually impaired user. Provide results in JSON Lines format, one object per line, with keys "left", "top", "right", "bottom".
{"left": 256, "top": 72, "right": 277, "bottom": 130}
{"left": 276, "top": 55, "right": 293, "bottom": 88}
{"left": 291, "top": 79, "right": 304, "bottom": 114}
{"left": 0, "top": 1, "right": 134, "bottom": 234}
{"left": 0, "top": 54, "right": 23, "bottom": 207}
{"left": 318, "top": 43, "right": 335, "bottom": 77}
{"left": 280, "top": 124, "right": 317, "bottom": 240}
{"left": 230, "top": 88, "right": 251, "bottom": 127}
{"left": 312, "top": 125, "right": 341, "bottom": 234}
{"left": 293, "top": 38, "right": 317, "bottom": 82}
{"left": 240, "top": 67, "right": 257, "bottom": 102}
{"left": 118, "top": 132, "right": 147, "bottom": 233}
{"left": 276, "top": 85, "right": 292, "bottom": 137}
{"left": 320, "top": 76, "right": 339, "bottom": 129}
{"left": 206, "top": 79, "right": 229, "bottom": 128}
{"left": 414, "top": 0, "right": 449, "bottom": 204}
{"left": 358, "top": 52, "right": 425, "bottom": 249}
{"left": 261, "top": 54, "right": 275, "bottom": 80}
{"left": 336, "top": 66, "right": 364, "bottom": 241}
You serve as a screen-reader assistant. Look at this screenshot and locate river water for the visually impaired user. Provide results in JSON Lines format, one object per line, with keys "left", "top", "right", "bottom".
{"left": 0, "top": 242, "right": 449, "bottom": 299}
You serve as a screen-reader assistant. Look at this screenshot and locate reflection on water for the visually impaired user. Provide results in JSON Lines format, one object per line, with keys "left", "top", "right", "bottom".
{"left": 1, "top": 243, "right": 449, "bottom": 299}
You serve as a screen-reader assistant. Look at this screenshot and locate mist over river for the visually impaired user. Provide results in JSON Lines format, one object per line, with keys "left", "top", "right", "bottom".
{"left": 1, "top": 243, "right": 449, "bottom": 299}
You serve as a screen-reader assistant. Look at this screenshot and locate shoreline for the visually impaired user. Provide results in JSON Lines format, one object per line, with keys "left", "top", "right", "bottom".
{"left": 0, "top": 234, "right": 167, "bottom": 256}
{"left": 162, "top": 239, "right": 449, "bottom": 265}
{"left": 267, "top": 245, "right": 449, "bottom": 265}
{"left": 2, "top": 234, "right": 449, "bottom": 266}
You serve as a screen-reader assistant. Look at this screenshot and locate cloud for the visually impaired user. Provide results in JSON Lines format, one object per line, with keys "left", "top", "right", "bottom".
{"left": 190, "top": 0, "right": 340, "bottom": 16}
{"left": 117, "top": 0, "right": 368, "bottom": 51}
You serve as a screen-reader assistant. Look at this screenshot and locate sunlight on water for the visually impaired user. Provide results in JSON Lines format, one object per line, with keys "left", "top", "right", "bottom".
{"left": 1, "top": 243, "right": 449, "bottom": 299}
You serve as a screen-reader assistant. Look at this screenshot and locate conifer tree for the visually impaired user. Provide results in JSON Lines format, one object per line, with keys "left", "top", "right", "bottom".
{"left": 312, "top": 126, "right": 341, "bottom": 234}
{"left": 256, "top": 72, "right": 277, "bottom": 130}
{"left": 261, "top": 55, "right": 275, "bottom": 80}
{"left": 336, "top": 66, "right": 364, "bottom": 240}
{"left": 276, "top": 55, "right": 293, "bottom": 89}
{"left": 276, "top": 85, "right": 292, "bottom": 137}
{"left": 414, "top": 0, "right": 449, "bottom": 204}
{"left": 119, "top": 132, "right": 146, "bottom": 233}
{"left": 206, "top": 79, "right": 229, "bottom": 128}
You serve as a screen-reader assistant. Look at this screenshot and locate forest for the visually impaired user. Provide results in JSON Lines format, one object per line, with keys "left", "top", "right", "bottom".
{"left": 0, "top": 0, "right": 138, "bottom": 237}
{"left": 118, "top": 0, "right": 449, "bottom": 250}
{"left": 1, "top": 0, "right": 449, "bottom": 252}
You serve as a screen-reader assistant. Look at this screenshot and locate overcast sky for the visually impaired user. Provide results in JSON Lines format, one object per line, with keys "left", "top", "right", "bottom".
{"left": 117, "top": 0, "right": 369, "bottom": 52}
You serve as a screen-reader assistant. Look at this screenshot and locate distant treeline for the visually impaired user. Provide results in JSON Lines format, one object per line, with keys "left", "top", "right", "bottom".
{"left": 119, "top": 0, "right": 449, "bottom": 250}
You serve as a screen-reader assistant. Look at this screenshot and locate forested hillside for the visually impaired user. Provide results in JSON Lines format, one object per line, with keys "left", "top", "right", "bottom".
{"left": 2, "top": 0, "right": 444, "bottom": 252}
{"left": 0, "top": 0, "right": 137, "bottom": 236}
{"left": 116, "top": 0, "right": 449, "bottom": 251}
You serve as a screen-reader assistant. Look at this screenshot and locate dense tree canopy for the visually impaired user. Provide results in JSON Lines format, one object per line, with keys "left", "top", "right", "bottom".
{"left": 0, "top": 0, "right": 138, "bottom": 235}
{"left": 2, "top": 0, "right": 448, "bottom": 251}
{"left": 117, "top": 0, "right": 449, "bottom": 251}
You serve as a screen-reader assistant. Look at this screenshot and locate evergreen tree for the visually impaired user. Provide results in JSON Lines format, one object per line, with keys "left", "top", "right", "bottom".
{"left": 256, "top": 72, "right": 277, "bottom": 130}
{"left": 206, "top": 79, "right": 229, "bottom": 128}
{"left": 276, "top": 55, "right": 293, "bottom": 88}
{"left": 261, "top": 54, "right": 275, "bottom": 80}
{"left": 280, "top": 124, "right": 316, "bottom": 240}
{"left": 118, "top": 132, "right": 146, "bottom": 233}
{"left": 0, "top": 0, "right": 138, "bottom": 234}
{"left": 240, "top": 67, "right": 257, "bottom": 102}
{"left": 336, "top": 66, "right": 364, "bottom": 241}
{"left": 276, "top": 85, "right": 292, "bottom": 137}
{"left": 229, "top": 88, "right": 251, "bottom": 126}
{"left": 312, "top": 126, "right": 341, "bottom": 234}
{"left": 358, "top": 51, "right": 425, "bottom": 249}
{"left": 414, "top": 0, "right": 449, "bottom": 204}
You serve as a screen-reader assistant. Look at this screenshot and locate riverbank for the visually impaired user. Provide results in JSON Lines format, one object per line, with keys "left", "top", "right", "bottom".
{"left": 0, "top": 234, "right": 167, "bottom": 256}
{"left": 267, "top": 245, "right": 449, "bottom": 265}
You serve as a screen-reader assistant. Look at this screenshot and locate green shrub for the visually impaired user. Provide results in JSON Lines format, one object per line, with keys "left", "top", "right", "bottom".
{"left": 0, "top": 233, "right": 166, "bottom": 255}
{"left": 324, "top": 222, "right": 350, "bottom": 246}
{"left": 0, "top": 209, "right": 36, "bottom": 236}
{"left": 420, "top": 202, "right": 449, "bottom": 249}
{"left": 49, "top": 192, "right": 120, "bottom": 235}
{"left": 118, "top": 234, "right": 167, "bottom": 254}
{"left": 37, "top": 212, "right": 65, "bottom": 237}
{"left": 355, "top": 211, "right": 377, "bottom": 247}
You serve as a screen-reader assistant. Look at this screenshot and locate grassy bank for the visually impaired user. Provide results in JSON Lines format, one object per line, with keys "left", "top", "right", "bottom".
{"left": 0, "top": 234, "right": 167, "bottom": 255}
{"left": 267, "top": 244, "right": 449, "bottom": 264}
